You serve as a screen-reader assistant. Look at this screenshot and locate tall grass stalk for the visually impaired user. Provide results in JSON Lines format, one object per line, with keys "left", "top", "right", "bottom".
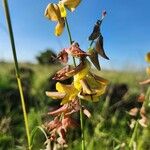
{"left": 129, "top": 121, "right": 138, "bottom": 148}
{"left": 65, "top": 18, "right": 85, "bottom": 150}
{"left": 3, "top": 0, "right": 31, "bottom": 149}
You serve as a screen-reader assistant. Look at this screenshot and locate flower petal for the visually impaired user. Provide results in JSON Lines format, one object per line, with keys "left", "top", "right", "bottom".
{"left": 53, "top": 65, "right": 73, "bottom": 80}
{"left": 55, "top": 20, "right": 65, "bottom": 36}
{"left": 138, "top": 117, "right": 148, "bottom": 127}
{"left": 91, "top": 73, "right": 109, "bottom": 85}
{"left": 80, "top": 79, "right": 93, "bottom": 94}
{"left": 60, "top": 0, "right": 81, "bottom": 12}
{"left": 48, "top": 104, "right": 68, "bottom": 116}
{"left": 45, "top": 3, "right": 61, "bottom": 21}
{"left": 65, "top": 42, "right": 90, "bottom": 58}
{"left": 57, "top": 49, "right": 68, "bottom": 64}
{"left": 128, "top": 107, "right": 139, "bottom": 116}
{"left": 58, "top": 3, "right": 67, "bottom": 17}
{"left": 74, "top": 60, "right": 91, "bottom": 90}
{"left": 145, "top": 52, "right": 150, "bottom": 63}
{"left": 78, "top": 92, "right": 99, "bottom": 102}
{"left": 46, "top": 91, "right": 66, "bottom": 99}
{"left": 139, "top": 79, "right": 150, "bottom": 85}
{"left": 66, "top": 61, "right": 86, "bottom": 77}
{"left": 83, "top": 108, "right": 91, "bottom": 118}
{"left": 62, "top": 117, "right": 78, "bottom": 129}
{"left": 138, "top": 93, "right": 145, "bottom": 103}
{"left": 56, "top": 82, "right": 78, "bottom": 104}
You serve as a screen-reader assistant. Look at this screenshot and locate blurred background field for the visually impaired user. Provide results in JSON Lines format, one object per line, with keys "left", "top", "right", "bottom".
{"left": 0, "top": 60, "right": 150, "bottom": 150}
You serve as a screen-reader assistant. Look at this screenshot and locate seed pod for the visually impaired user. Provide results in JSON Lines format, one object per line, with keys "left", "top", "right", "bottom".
{"left": 88, "top": 48, "right": 101, "bottom": 70}
{"left": 95, "top": 35, "right": 109, "bottom": 60}
{"left": 88, "top": 21, "right": 100, "bottom": 41}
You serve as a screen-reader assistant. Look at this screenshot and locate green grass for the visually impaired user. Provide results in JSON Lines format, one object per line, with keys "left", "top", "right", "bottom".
{"left": 0, "top": 62, "right": 149, "bottom": 150}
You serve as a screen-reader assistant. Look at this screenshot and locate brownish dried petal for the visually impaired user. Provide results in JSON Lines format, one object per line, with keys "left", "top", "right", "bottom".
{"left": 138, "top": 93, "right": 145, "bottom": 103}
{"left": 46, "top": 91, "right": 66, "bottom": 99}
{"left": 83, "top": 108, "right": 91, "bottom": 118}
{"left": 50, "top": 133, "right": 56, "bottom": 141}
{"left": 62, "top": 117, "right": 78, "bottom": 129}
{"left": 53, "top": 65, "right": 73, "bottom": 80}
{"left": 48, "top": 99, "right": 80, "bottom": 116}
{"left": 48, "top": 104, "right": 68, "bottom": 116}
{"left": 47, "top": 117, "right": 61, "bottom": 131}
{"left": 138, "top": 117, "right": 148, "bottom": 127}
{"left": 140, "top": 106, "right": 146, "bottom": 117}
{"left": 57, "top": 137, "right": 66, "bottom": 145}
{"left": 90, "top": 73, "right": 109, "bottom": 84}
{"left": 65, "top": 42, "right": 90, "bottom": 58}
{"left": 66, "top": 61, "right": 86, "bottom": 77}
{"left": 57, "top": 127, "right": 66, "bottom": 139}
{"left": 64, "top": 99, "right": 81, "bottom": 115}
{"left": 57, "top": 49, "right": 68, "bottom": 63}
{"left": 139, "top": 79, "right": 150, "bottom": 85}
{"left": 95, "top": 35, "right": 109, "bottom": 60}
{"left": 128, "top": 107, "right": 139, "bottom": 116}
{"left": 57, "top": 127, "right": 66, "bottom": 145}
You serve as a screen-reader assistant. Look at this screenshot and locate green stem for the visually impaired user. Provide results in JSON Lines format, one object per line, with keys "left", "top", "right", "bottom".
{"left": 65, "top": 18, "right": 85, "bottom": 150}
{"left": 3, "top": 1, "right": 31, "bottom": 150}
{"left": 65, "top": 18, "right": 73, "bottom": 44}
{"left": 79, "top": 99, "right": 85, "bottom": 150}
{"left": 129, "top": 121, "right": 138, "bottom": 148}
{"left": 65, "top": 18, "right": 76, "bottom": 67}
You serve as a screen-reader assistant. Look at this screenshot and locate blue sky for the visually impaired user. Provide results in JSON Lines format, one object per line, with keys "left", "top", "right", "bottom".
{"left": 0, "top": 0, "right": 150, "bottom": 70}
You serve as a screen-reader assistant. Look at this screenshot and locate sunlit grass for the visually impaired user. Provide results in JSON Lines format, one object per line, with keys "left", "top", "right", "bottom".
{"left": 0, "top": 62, "right": 149, "bottom": 149}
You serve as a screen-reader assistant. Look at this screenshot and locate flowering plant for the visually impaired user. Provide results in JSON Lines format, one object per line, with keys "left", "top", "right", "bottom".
{"left": 44, "top": 0, "right": 109, "bottom": 149}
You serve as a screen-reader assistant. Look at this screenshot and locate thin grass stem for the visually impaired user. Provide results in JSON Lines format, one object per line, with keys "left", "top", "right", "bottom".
{"left": 79, "top": 99, "right": 85, "bottom": 150}
{"left": 129, "top": 121, "right": 138, "bottom": 148}
{"left": 3, "top": 0, "right": 31, "bottom": 149}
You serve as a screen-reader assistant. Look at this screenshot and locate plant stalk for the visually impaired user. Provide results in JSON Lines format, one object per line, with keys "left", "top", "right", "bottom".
{"left": 3, "top": 0, "right": 31, "bottom": 149}
{"left": 79, "top": 99, "right": 85, "bottom": 150}
{"left": 129, "top": 121, "right": 138, "bottom": 148}
{"left": 65, "top": 18, "right": 76, "bottom": 67}
{"left": 65, "top": 18, "right": 85, "bottom": 150}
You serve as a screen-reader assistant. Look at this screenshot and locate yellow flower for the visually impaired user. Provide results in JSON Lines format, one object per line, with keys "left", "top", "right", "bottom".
{"left": 145, "top": 52, "right": 150, "bottom": 63}
{"left": 78, "top": 73, "right": 108, "bottom": 102}
{"left": 45, "top": 3, "right": 66, "bottom": 36}
{"left": 73, "top": 60, "right": 108, "bottom": 102}
{"left": 73, "top": 60, "right": 91, "bottom": 90}
{"left": 46, "top": 82, "right": 78, "bottom": 105}
{"left": 45, "top": 0, "right": 80, "bottom": 36}
{"left": 60, "top": 0, "right": 81, "bottom": 12}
